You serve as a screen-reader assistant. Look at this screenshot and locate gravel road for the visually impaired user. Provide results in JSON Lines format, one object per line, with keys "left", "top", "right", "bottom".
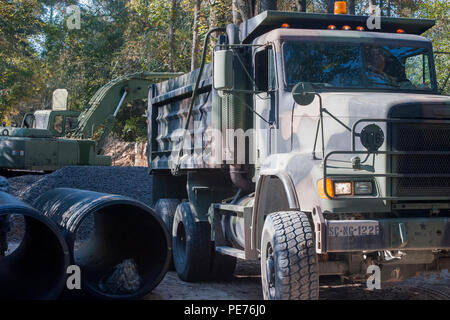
{"left": 6, "top": 167, "right": 450, "bottom": 300}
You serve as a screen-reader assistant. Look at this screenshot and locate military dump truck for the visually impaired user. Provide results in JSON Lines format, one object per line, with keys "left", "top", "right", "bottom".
{"left": 0, "top": 72, "right": 179, "bottom": 172}
{"left": 148, "top": 2, "right": 450, "bottom": 300}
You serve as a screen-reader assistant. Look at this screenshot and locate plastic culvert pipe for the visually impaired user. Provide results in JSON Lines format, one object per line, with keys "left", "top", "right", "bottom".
{"left": 32, "top": 188, "right": 171, "bottom": 299}
{"left": 0, "top": 192, "right": 70, "bottom": 300}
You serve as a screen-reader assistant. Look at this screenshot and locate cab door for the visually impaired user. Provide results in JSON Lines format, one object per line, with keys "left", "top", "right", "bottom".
{"left": 254, "top": 45, "right": 277, "bottom": 170}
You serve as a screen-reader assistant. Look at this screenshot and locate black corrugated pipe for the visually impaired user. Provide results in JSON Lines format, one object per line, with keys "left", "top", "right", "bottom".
{"left": 33, "top": 188, "right": 171, "bottom": 300}
{"left": 0, "top": 192, "right": 70, "bottom": 300}
{"left": 260, "top": 0, "right": 277, "bottom": 12}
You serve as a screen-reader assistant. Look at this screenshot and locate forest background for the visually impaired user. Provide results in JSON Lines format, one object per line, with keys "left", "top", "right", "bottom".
{"left": 0, "top": 0, "right": 448, "bottom": 141}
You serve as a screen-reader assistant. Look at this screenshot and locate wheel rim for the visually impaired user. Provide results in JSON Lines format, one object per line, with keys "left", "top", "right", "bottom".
{"left": 265, "top": 242, "right": 276, "bottom": 298}
{"left": 175, "top": 221, "right": 187, "bottom": 264}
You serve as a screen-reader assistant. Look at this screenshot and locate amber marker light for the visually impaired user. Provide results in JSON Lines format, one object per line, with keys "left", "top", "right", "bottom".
{"left": 356, "top": 26, "right": 364, "bottom": 31}
{"left": 396, "top": 29, "right": 405, "bottom": 33}
{"left": 328, "top": 25, "right": 336, "bottom": 30}
{"left": 334, "top": 1, "right": 347, "bottom": 14}
{"left": 318, "top": 179, "right": 335, "bottom": 199}
{"left": 342, "top": 25, "right": 351, "bottom": 30}
{"left": 281, "top": 23, "right": 290, "bottom": 28}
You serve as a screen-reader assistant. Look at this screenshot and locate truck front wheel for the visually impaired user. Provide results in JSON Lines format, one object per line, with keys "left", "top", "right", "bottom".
{"left": 172, "top": 202, "right": 211, "bottom": 282}
{"left": 261, "top": 211, "right": 319, "bottom": 300}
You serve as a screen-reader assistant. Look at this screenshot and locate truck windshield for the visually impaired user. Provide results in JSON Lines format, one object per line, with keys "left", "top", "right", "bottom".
{"left": 283, "top": 41, "right": 435, "bottom": 92}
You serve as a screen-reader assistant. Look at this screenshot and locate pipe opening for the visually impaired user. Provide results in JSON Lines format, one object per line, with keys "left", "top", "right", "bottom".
{"left": 73, "top": 204, "right": 169, "bottom": 298}
{"left": 0, "top": 213, "right": 67, "bottom": 299}
{"left": 2, "top": 214, "right": 25, "bottom": 256}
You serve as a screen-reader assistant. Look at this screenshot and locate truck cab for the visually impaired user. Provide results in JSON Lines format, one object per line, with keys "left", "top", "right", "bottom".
{"left": 245, "top": 20, "right": 450, "bottom": 286}
{"left": 148, "top": 10, "right": 450, "bottom": 300}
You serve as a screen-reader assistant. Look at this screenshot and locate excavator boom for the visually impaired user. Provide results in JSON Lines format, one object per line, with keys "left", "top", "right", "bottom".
{"left": 70, "top": 72, "right": 181, "bottom": 141}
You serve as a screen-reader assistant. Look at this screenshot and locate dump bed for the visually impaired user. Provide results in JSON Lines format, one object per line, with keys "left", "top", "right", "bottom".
{"left": 148, "top": 64, "right": 220, "bottom": 170}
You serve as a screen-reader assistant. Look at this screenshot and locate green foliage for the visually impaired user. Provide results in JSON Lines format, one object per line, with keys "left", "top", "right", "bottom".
{"left": 0, "top": 0, "right": 44, "bottom": 124}
{"left": 122, "top": 116, "right": 148, "bottom": 142}
{"left": 0, "top": 0, "right": 448, "bottom": 137}
{"left": 417, "top": 0, "right": 449, "bottom": 94}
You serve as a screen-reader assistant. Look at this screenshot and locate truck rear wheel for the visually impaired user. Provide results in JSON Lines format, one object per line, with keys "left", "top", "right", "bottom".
{"left": 261, "top": 211, "right": 319, "bottom": 300}
{"left": 172, "top": 202, "right": 211, "bottom": 282}
{"left": 154, "top": 198, "right": 180, "bottom": 270}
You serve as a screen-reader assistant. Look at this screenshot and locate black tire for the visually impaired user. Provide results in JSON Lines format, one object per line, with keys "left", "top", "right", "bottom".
{"left": 155, "top": 199, "right": 180, "bottom": 270}
{"left": 172, "top": 202, "right": 211, "bottom": 282}
{"left": 261, "top": 211, "right": 319, "bottom": 300}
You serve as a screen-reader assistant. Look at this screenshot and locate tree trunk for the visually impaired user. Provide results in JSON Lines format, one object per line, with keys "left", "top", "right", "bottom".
{"left": 368, "top": 0, "right": 375, "bottom": 15}
{"left": 348, "top": 0, "right": 355, "bottom": 15}
{"left": 232, "top": 0, "right": 242, "bottom": 24}
{"left": 260, "top": 0, "right": 277, "bottom": 12}
{"left": 296, "top": 0, "right": 307, "bottom": 12}
{"left": 169, "top": 0, "right": 178, "bottom": 72}
{"left": 235, "top": 0, "right": 253, "bottom": 21}
{"left": 327, "top": 0, "right": 334, "bottom": 14}
{"left": 191, "top": 0, "right": 201, "bottom": 71}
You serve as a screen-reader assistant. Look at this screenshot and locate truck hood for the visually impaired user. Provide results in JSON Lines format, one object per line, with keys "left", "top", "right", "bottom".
{"left": 316, "top": 92, "right": 450, "bottom": 119}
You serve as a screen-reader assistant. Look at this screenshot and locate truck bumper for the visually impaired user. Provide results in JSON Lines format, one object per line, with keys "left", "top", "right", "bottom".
{"left": 315, "top": 217, "right": 450, "bottom": 253}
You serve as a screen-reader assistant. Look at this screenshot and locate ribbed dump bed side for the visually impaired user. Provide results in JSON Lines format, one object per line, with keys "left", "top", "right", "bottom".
{"left": 148, "top": 64, "right": 220, "bottom": 170}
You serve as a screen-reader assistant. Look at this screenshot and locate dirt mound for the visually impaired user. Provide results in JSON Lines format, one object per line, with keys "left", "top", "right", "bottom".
{"left": 103, "top": 138, "right": 147, "bottom": 167}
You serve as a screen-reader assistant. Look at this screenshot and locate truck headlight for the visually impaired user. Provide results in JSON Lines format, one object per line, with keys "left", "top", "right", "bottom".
{"left": 334, "top": 182, "right": 352, "bottom": 195}
{"left": 354, "top": 181, "right": 373, "bottom": 195}
{"left": 318, "top": 179, "right": 374, "bottom": 199}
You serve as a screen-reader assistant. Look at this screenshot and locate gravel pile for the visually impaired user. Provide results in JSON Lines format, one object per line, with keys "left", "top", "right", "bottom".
{"left": 8, "top": 174, "right": 41, "bottom": 197}
{"left": 9, "top": 166, "right": 154, "bottom": 206}
{"left": 7, "top": 215, "right": 25, "bottom": 244}
{"left": 98, "top": 259, "right": 143, "bottom": 294}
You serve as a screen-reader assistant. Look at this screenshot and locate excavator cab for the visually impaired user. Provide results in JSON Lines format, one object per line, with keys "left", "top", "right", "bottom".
{"left": 22, "top": 110, "right": 80, "bottom": 137}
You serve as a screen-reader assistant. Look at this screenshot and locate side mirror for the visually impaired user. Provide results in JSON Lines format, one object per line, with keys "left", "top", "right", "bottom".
{"left": 292, "top": 82, "right": 315, "bottom": 106}
{"left": 213, "top": 49, "right": 233, "bottom": 91}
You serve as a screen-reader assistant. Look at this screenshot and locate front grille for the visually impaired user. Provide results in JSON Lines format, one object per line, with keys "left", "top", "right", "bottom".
{"left": 391, "top": 122, "right": 450, "bottom": 197}
{"left": 392, "top": 123, "right": 450, "bottom": 151}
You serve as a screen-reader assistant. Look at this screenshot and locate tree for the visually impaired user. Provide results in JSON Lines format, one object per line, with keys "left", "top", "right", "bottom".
{"left": 169, "top": 0, "right": 179, "bottom": 72}
{"left": 1, "top": 0, "right": 448, "bottom": 140}
{"left": 191, "top": 0, "right": 202, "bottom": 70}
{"left": 296, "top": 0, "right": 307, "bottom": 12}
{"left": 417, "top": 0, "right": 449, "bottom": 94}
{"left": 0, "top": 0, "right": 44, "bottom": 124}
{"left": 232, "top": 0, "right": 242, "bottom": 24}
{"left": 327, "top": 0, "right": 334, "bottom": 13}
{"left": 349, "top": 0, "right": 356, "bottom": 14}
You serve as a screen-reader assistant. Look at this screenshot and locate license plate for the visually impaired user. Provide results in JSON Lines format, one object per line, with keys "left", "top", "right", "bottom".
{"left": 327, "top": 221, "right": 380, "bottom": 237}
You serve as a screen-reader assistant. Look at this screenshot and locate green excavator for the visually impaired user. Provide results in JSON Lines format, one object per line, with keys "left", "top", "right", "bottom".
{"left": 0, "top": 72, "right": 180, "bottom": 173}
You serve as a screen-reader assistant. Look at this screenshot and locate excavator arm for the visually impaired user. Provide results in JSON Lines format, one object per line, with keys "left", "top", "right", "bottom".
{"left": 69, "top": 71, "right": 181, "bottom": 153}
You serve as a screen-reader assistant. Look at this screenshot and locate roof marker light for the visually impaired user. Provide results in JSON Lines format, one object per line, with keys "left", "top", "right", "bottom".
{"left": 328, "top": 25, "right": 336, "bottom": 30}
{"left": 342, "top": 25, "right": 351, "bottom": 30}
{"left": 396, "top": 29, "right": 405, "bottom": 33}
{"left": 281, "top": 23, "right": 290, "bottom": 28}
{"left": 356, "top": 26, "right": 364, "bottom": 31}
{"left": 334, "top": 1, "right": 347, "bottom": 14}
